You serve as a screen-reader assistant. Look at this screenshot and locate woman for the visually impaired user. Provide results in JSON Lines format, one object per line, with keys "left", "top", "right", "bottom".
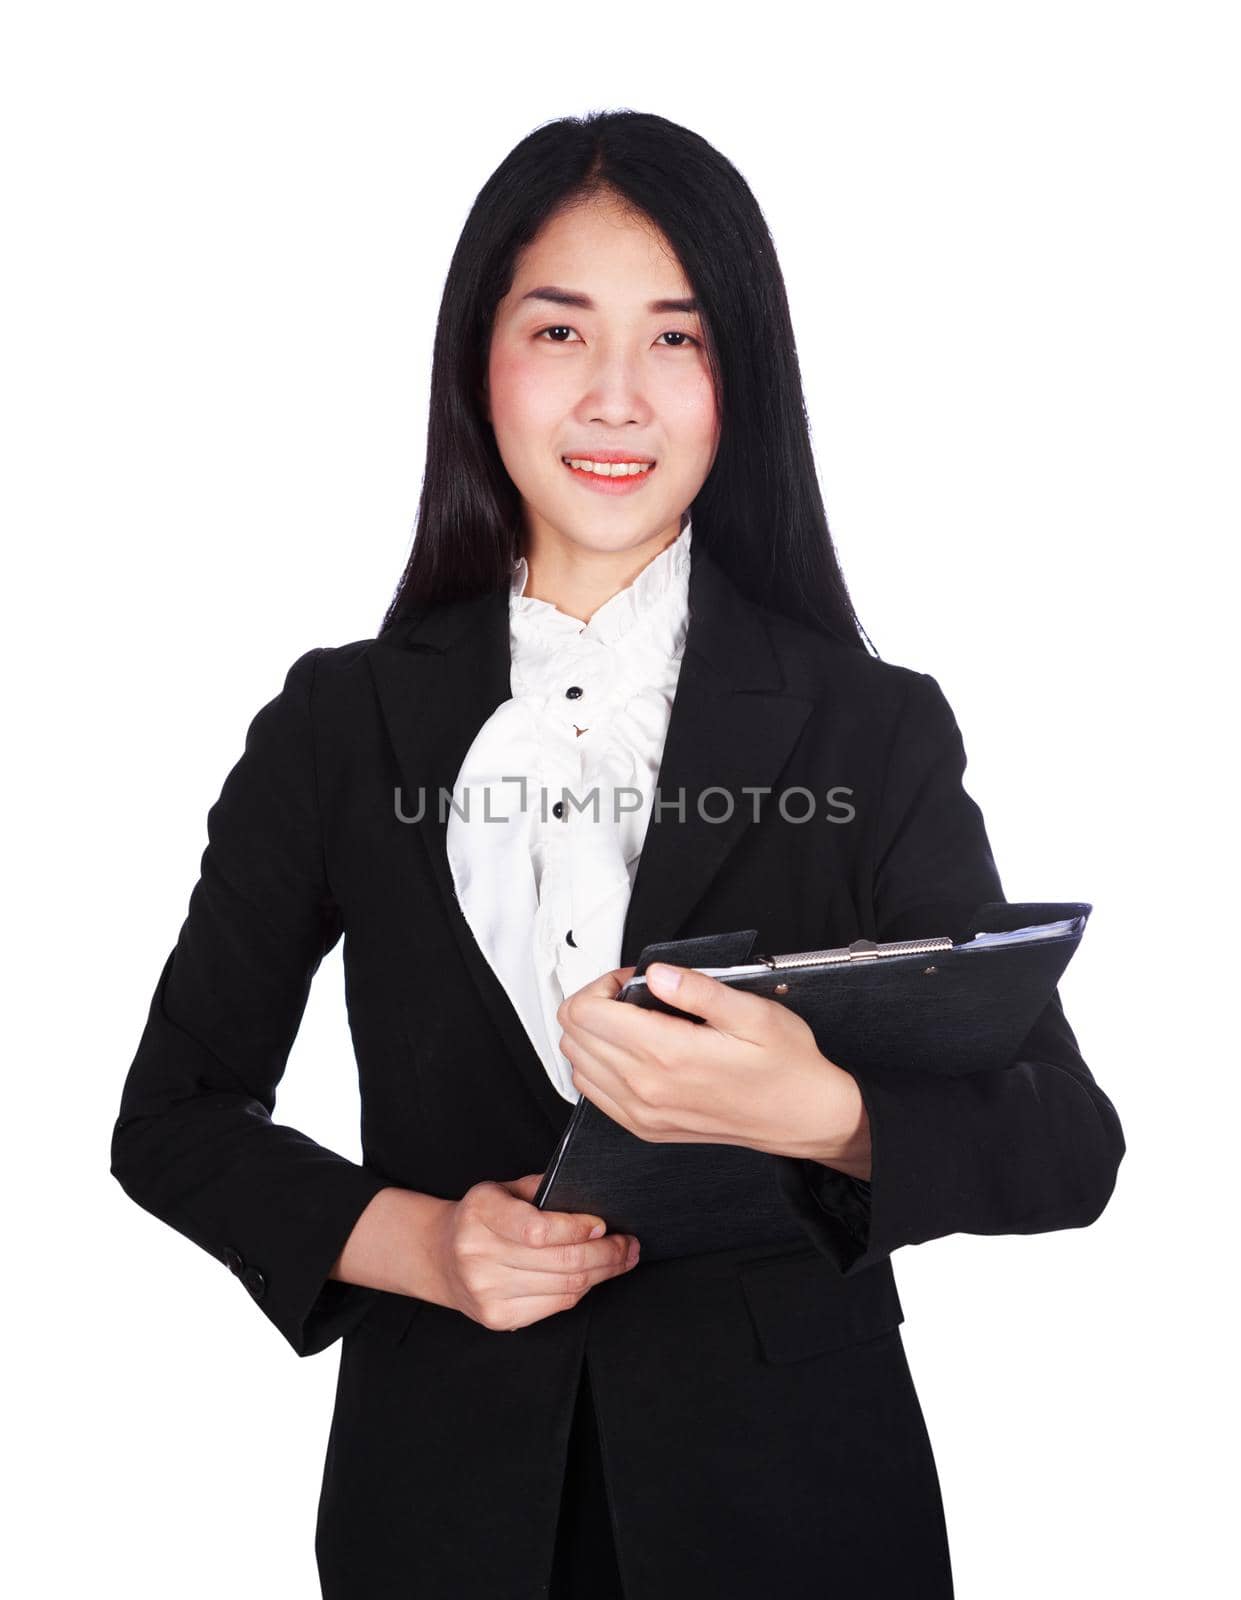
{"left": 111, "top": 111, "right": 1125, "bottom": 1598}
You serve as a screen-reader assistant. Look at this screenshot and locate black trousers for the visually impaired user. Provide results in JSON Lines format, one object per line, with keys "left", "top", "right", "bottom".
{"left": 548, "top": 1360, "right": 627, "bottom": 1598}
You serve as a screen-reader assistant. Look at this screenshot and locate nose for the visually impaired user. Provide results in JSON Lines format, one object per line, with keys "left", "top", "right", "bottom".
{"left": 576, "top": 346, "right": 654, "bottom": 427}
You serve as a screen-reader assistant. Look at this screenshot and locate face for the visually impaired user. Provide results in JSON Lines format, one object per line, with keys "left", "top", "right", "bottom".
{"left": 483, "top": 193, "right": 720, "bottom": 565}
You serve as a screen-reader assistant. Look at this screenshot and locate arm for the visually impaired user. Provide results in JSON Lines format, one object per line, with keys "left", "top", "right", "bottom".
{"left": 328, "top": 1185, "right": 453, "bottom": 1303}
{"left": 774, "top": 670, "right": 1126, "bottom": 1274}
{"left": 110, "top": 648, "right": 394, "bottom": 1356}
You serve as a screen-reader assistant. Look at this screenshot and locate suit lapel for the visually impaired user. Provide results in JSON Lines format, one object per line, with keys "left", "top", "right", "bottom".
{"left": 367, "top": 584, "right": 575, "bottom": 1132}
{"left": 618, "top": 548, "right": 813, "bottom": 964}
{"left": 366, "top": 539, "right": 814, "bottom": 1138}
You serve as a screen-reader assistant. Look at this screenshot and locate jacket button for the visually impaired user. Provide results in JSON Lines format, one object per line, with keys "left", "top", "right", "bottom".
{"left": 565, "top": 685, "right": 584, "bottom": 699}
{"left": 241, "top": 1266, "right": 267, "bottom": 1302}
{"left": 552, "top": 801, "right": 565, "bottom": 819}
{"left": 565, "top": 929, "right": 576, "bottom": 947}
{"left": 222, "top": 1247, "right": 244, "bottom": 1275}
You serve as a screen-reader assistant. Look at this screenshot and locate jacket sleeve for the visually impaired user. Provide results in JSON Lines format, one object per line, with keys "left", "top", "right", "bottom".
{"left": 774, "top": 669, "right": 1126, "bottom": 1275}
{"left": 110, "top": 647, "right": 393, "bottom": 1356}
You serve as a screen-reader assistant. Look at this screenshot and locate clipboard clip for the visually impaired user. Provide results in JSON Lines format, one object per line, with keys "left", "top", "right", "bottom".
{"left": 759, "top": 935, "right": 956, "bottom": 971}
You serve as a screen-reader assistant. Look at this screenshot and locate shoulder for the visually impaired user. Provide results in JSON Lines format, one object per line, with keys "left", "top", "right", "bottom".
{"left": 301, "top": 635, "right": 383, "bottom": 677}
{"left": 275, "top": 632, "right": 397, "bottom": 686}
{"left": 754, "top": 602, "right": 946, "bottom": 723}
{"left": 275, "top": 635, "right": 391, "bottom": 726}
{"left": 752, "top": 611, "right": 973, "bottom": 817}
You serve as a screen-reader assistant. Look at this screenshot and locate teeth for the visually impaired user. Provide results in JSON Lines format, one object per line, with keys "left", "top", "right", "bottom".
{"left": 563, "top": 457, "right": 653, "bottom": 476}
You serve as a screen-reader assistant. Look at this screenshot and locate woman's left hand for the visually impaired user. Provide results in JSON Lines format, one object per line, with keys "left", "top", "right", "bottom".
{"left": 556, "top": 961, "right": 872, "bottom": 1177}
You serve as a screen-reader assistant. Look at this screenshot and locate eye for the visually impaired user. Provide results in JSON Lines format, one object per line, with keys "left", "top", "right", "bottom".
{"left": 533, "top": 326, "right": 701, "bottom": 349}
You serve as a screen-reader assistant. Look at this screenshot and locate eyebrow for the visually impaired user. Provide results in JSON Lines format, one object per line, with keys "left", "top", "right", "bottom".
{"left": 520, "top": 285, "right": 700, "bottom": 315}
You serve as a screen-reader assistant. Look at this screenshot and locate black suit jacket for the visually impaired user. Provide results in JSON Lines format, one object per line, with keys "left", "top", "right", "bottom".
{"left": 111, "top": 539, "right": 1125, "bottom": 1598}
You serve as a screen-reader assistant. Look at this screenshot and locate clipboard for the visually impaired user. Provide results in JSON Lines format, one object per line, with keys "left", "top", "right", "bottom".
{"left": 533, "top": 901, "right": 1091, "bottom": 1262}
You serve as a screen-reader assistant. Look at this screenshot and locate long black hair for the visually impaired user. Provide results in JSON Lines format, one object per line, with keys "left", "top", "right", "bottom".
{"left": 379, "top": 109, "right": 873, "bottom": 653}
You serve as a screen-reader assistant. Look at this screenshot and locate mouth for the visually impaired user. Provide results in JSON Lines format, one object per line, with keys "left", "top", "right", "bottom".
{"left": 561, "top": 454, "right": 658, "bottom": 496}
{"left": 561, "top": 454, "right": 657, "bottom": 478}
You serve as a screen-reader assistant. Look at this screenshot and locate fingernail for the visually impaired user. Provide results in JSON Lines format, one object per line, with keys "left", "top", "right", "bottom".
{"left": 589, "top": 1222, "right": 606, "bottom": 1238}
{"left": 627, "top": 1240, "right": 640, "bottom": 1266}
{"left": 648, "top": 963, "right": 682, "bottom": 991}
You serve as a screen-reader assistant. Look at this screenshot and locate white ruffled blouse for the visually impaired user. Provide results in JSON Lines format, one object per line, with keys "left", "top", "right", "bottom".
{"left": 446, "top": 518, "right": 693, "bottom": 1103}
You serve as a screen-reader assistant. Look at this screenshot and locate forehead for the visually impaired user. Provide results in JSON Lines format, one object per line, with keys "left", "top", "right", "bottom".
{"left": 505, "top": 199, "right": 694, "bottom": 310}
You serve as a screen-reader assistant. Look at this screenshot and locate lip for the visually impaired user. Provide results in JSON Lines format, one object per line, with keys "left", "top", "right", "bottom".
{"left": 562, "top": 450, "right": 657, "bottom": 464}
{"left": 561, "top": 455, "right": 658, "bottom": 496}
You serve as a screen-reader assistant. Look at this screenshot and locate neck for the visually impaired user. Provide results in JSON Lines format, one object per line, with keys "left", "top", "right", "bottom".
{"left": 518, "top": 523, "right": 683, "bottom": 625}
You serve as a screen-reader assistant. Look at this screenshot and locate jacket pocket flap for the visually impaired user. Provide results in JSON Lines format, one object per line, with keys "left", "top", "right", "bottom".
{"left": 737, "top": 1247, "right": 904, "bottom": 1364}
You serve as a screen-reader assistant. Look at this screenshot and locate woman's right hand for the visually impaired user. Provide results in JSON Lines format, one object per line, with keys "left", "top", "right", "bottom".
{"left": 427, "top": 1173, "right": 640, "bottom": 1332}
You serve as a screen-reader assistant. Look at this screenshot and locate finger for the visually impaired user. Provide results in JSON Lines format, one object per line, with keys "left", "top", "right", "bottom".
{"left": 563, "top": 1025, "right": 687, "bottom": 1115}
{"left": 560, "top": 1032, "right": 642, "bottom": 1131}
{"left": 492, "top": 1249, "right": 639, "bottom": 1326}
{"left": 560, "top": 974, "right": 757, "bottom": 1059}
{"left": 493, "top": 1174, "right": 610, "bottom": 1241}
{"left": 504, "top": 1173, "right": 546, "bottom": 1203}
{"left": 642, "top": 963, "right": 774, "bottom": 1044}
{"left": 504, "top": 1227, "right": 639, "bottom": 1278}
{"left": 560, "top": 979, "right": 690, "bottom": 1051}
{"left": 565, "top": 1029, "right": 728, "bottom": 1144}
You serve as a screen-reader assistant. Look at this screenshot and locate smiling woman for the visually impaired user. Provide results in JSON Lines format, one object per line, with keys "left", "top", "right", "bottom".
{"left": 111, "top": 107, "right": 1124, "bottom": 1600}
{"left": 467, "top": 198, "right": 721, "bottom": 609}
{"left": 380, "top": 114, "right": 867, "bottom": 644}
{"left": 487, "top": 230, "right": 716, "bottom": 529}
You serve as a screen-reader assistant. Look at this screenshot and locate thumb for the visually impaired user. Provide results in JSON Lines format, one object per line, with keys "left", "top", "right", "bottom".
{"left": 644, "top": 961, "right": 769, "bottom": 1043}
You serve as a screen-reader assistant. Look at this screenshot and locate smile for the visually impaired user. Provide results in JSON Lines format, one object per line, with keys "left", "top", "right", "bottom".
{"left": 562, "top": 457, "right": 655, "bottom": 476}
{"left": 561, "top": 456, "right": 657, "bottom": 495}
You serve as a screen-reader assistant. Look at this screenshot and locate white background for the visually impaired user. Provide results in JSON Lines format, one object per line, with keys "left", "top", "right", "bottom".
{"left": 4, "top": 2, "right": 1236, "bottom": 1594}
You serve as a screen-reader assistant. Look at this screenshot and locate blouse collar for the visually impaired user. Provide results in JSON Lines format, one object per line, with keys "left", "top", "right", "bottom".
{"left": 509, "top": 516, "right": 692, "bottom": 650}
